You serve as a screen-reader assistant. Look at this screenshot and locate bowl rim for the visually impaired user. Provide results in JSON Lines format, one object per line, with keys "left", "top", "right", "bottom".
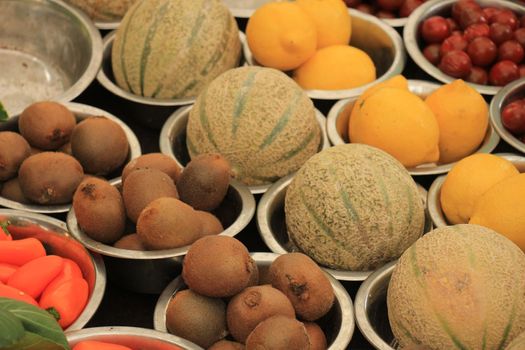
{"left": 65, "top": 326, "right": 203, "bottom": 349}
{"left": 158, "top": 104, "right": 330, "bottom": 195}
{"left": 242, "top": 8, "right": 406, "bottom": 100}
{"left": 0, "top": 208, "right": 106, "bottom": 331}
{"left": 152, "top": 251, "right": 355, "bottom": 350}
{"left": 326, "top": 79, "right": 501, "bottom": 176}
{"left": 403, "top": 0, "right": 525, "bottom": 96}
{"left": 96, "top": 31, "right": 247, "bottom": 107}
{"left": 0, "top": 101, "right": 142, "bottom": 214}
{"left": 66, "top": 177, "right": 256, "bottom": 260}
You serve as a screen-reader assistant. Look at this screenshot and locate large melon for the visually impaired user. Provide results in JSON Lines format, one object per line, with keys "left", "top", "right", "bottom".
{"left": 284, "top": 143, "right": 425, "bottom": 271}
{"left": 186, "top": 66, "right": 321, "bottom": 186}
{"left": 111, "top": 0, "right": 241, "bottom": 99}
{"left": 64, "top": 0, "right": 137, "bottom": 21}
{"left": 387, "top": 224, "right": 525, "bottom": 350}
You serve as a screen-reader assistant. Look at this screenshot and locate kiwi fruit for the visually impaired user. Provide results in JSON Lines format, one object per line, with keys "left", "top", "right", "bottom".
{"left": 208, "top": 340, "right": 245, "bottom": 350}
{"left": 122, "top": 168, "right": 179, "bottom": 223}
{"left": 227, "top": 284, "right": 296, "bottom": 343}
{"left": 73, "top": 177, "right": 126, "bottom": 244}
{"left": 165, "top": 289, "right": 228, "bottom": 348}
{"left": 245, "top": 315, "right": 311, "bottom": 350}
{"left": 71, "top": 116, "right": 129, "bottom": 175}
{"left": 182, "top": 235, "right": 257, "bottom": 298}
{"left": 136, "top": 197, "right": 202, "bottom": 250}
{"left": 30, "top": 147, "right": 44, "bottom": 156}
{"left": 58, "top": 142, "right": 72, "bottom": 156}
{"left": 18, "top": 101, "right": 76, "bottom": 150}
{"left": 121, "top": 153, "right": 182, "bottom": 184}
{"left": 303, "top": 322, "right": 327, "bottom": 350}
{"left": 113, "top": 233, "right": 145, "bottom": 251}
{"left": 0, "top": 131, "right": 31, "bottom": 181}
{"left": 195, "top": 210, "right": 224, "bottom": 237}
{"left": 1, "top": 178, "right": 29, "bottom": 203}
{"left": 269, "top": 253, "right": 335, "bottom": 321}
{"left": 177, "top": 153, "right": 232, "bottom": 211}
{"left": 18, "top": 152, "right": 84, "bottom": 204}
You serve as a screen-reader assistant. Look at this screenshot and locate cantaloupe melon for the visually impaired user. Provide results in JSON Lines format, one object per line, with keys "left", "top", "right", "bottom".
{"left": 387, "top": 224, "right": 525, "bottom": 350}
{"left": 64, "top": 0, "right": 137, "bottom": 21}
{"left": 284, "top": 143, "right": 425, "bottom": 271}
{"left": 111, "top": 0, "right": 241, "bottom": 99}
{"left": 186, "top": 66, "right": 321, "bottom": 186}
{"left": 506, "top": 331, "right": 525, "bottom": 350}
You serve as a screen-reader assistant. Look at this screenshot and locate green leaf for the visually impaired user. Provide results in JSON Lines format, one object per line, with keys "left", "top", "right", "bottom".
{"left": 0, "top": 298, "right": 70, "bottom": 350}
{"left": 0, "top": 309, "right": 25, "bottom": 347}
{"left": 0, "top": 102, "right": 8, "bottom": 122}
{"left": 0, "top": 220, "right": 11, "bottom": 237}
{"left": 2, "top": 331, "right": 68, "bottom": 350}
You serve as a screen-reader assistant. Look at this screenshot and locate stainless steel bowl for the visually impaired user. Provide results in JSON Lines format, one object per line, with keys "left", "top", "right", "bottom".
{"left": 0, "top": 208, "right": 106, "bottom": 331}
{"left": 354, "top": 261, "right": 397, "bottom": 350}
{"left": 158, "top": 105, "right": 330, "bottom": 195}
{"left": 0, "top": 102, "right": 142, "bottom": 214}
{"left": 427, "top": 153, "right": 525, "bottom": 228}
{"left": 66, "top": 326, "right": 202, "bottom": 349}
{"left": 255, "top": 174, "right": 432, "bottom": 281}
{"left": 66, "top": 178, "right": 256, "bottom": 294}
{"left": 0, "top": 0, "right": 102, "bottom": 117}
{"left": 490, "top": 78, "right": 525, "bottom": 154}
{"left": 242, "top": 8, "right": 406, "bottom": 100}
{"left": 404, "top": 0, "right": 525, "bottom": 96}
{"left": 153, "top": 252, "right": 355, "bottom": 350}
{"left": 326, "top": 79, "right": 500, "bottom": 176}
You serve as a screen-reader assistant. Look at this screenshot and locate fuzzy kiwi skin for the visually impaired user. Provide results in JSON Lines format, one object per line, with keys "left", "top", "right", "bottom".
{"left": 0, "top": 131, "right": 31, "bottom": 181}
{"left": 195, "top": 210, "right": 224, "bottom": 237}
{"left": 121, "top": 153, "right": 182, "bottom": 184}
{"left": 304, "top": 322, "right": 327, "bottom": 350}
{"left": 208, "top": 340, "right": 245, "bottom": 350}
{"left": 182, "top": 235, "right": 257, "bottom": 298}
{"left": 269, "top": 252, "right": 335, "bottom": 321}
{"left": 73, "top": 177, "right": 126, "bottom": 244}
{"left": 165, "top": 289, "right": 228, "bottom": 348}
{"left": 245, "top": 315, "right": 311, "bottom": 350}
{"left": 19, "top": 101, "right": 76, "bottom": 150}
{"left": 137, "top": 197, "right": 202, "bottom": 250}
{"left": 227, "top": 284, "right": 296, "bottom": 343}
{"left": 71, "top": 116, "right": 129, "bottom": 175}
{"left": 113, "top": 233, "right": 145, "bottom": 251}
{"left": 1, "top": 178, "right": 29, "bottom": 204}
{"left": 122, "top": 168, "right": 179, "bottom": 223}
{"left": 18, "top": 152, "right": 84, "bottom": 204}
{"left": 177, "top": 153, "right": 232, "bottom": 211}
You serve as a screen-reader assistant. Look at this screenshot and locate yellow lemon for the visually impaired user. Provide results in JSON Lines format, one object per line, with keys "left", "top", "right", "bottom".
{"left": 440, "top": 153, "right": 519, "bottom": 224}
{"left": 296, "top": 0, "right": 352, "bottom": 49}
{"left": 425, "top": 80, "right": 489, "bottom": 164}
{"left": 246, "top": 2, "right": 317, "bottom": 71}
{"left": 349, "top": 75, "right": 409, "bottom": 117}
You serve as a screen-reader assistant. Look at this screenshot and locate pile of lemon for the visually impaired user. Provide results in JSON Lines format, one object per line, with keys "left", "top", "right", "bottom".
{"left": 246, "top": 0, "right": 376, "bottom": 90}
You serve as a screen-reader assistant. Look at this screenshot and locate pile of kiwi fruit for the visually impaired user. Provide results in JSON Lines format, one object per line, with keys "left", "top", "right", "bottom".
{"left": 164, "top": 235, "right": 335, "bottom": 349}
{"left": 0, "top": 101, "right": 130, "bottom": 205}
{"left": 72, "top": 152, "right": 233, "bottom": 250}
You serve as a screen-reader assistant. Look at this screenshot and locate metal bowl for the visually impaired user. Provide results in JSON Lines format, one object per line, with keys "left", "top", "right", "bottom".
{"left": 490, "top": 78, "right": 525, "bottom": 154}
{"left": 427, "top": 153, "right": 525, "bottom": 228}
{"left": 0, "top": 102, "right": 142, "bottom": 214}
{"left": 66, "top": 178, "right": 255, "bottom": 294}
{"left": 66, "top": 326, "right": 202, "bottom": 349}
{"left": 0, "top": 208, "right": 106, "bottom": 331}
{"left": 354, "top": 261, "right": 397, "bottom": 350}
{"left": 153, "top": 252, "right": 354, "bottom": 350}
{"left": 404, "top": 0, "right": 525, "bottom": 96}
{"left": 326, "top": 79, "right": 500, "bottom": 176}
{"left": 255, "top": 174, "right": 432, "bottom": 281}
{"left": 242, "top": 8, "right": 406, "bottom": 100}
{"left": 0, "top": 0, "right": 102, "bottom": 117}
{"left": 158, "top": 105, "right": 330, "bottom": 195}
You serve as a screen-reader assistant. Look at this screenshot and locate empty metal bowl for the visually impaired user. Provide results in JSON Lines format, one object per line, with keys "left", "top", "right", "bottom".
{"left": 0, "top": 102, "right": 142, "bottom": 214}
{"left": 66, "top": 178, "right": 255, "bottom": 294}
{"left": 0, "top": 208, "right": 106, "bottom": 331}
{"left": 153, "top": 252, "right": 354, "bottom": 350}
{"left": 427, "top": 153, "right": 525, "bottom": 228}
{"left": 0, "top": 0, "right": 102, "bottom": 116}
{"left": 242, "top": 8, "right": 406, "bottom": 100}
{"left": 404, "top": 0, "right": 525, "bottom": 95}
{"left": 158, "top": 105, "right": 330, "bottom": 194}
{"left": 66, "top": 326, "right": 202, "bottom": 349}
{"left": 326, "top": 79, "right": 500, "bottom": 176}
{"left": 255, "top": 173, "right": 432, "bottom": 281}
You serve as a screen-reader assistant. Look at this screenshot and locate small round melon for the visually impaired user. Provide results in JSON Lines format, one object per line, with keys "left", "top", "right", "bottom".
{"left": 64, "top": 0, "right": 137, "bottom": 21}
